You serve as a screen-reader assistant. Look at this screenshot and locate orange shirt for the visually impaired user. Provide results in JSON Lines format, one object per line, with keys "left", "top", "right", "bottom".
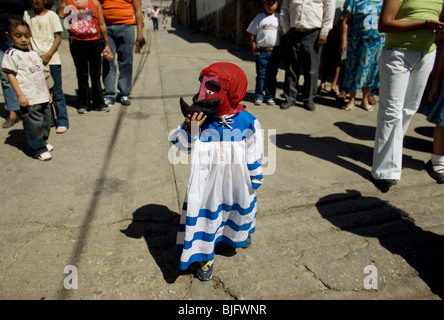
{"left": 100, "top": 0, "right": 135, "bottom": 25}
{"left": 67, "top": 0, "right": 101, "bottom": 41}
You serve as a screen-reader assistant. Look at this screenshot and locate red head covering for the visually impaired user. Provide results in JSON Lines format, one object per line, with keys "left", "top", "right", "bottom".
{"left": 197, "top": 62, "right": 248, "bottom": 117}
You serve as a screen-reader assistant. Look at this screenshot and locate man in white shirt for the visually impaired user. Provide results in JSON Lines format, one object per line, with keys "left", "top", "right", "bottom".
{"left": 280, "top": 0, "right": 335, "bottom": 111}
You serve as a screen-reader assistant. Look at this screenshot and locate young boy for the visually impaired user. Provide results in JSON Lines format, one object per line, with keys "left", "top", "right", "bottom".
{"left": 169, "top": 62, "right": 264, "bottom": 281}
{"left": 24, "top": 0, "right": 69, "bottom": 134}
{"left": 247, "top": 0, "right": 281, "bottom": 106}
{"left": 2, "top": 18, "right": 53, "bottom": 161}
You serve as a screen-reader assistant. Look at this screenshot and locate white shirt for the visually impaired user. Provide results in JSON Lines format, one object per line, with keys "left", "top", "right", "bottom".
{"left": 24, "top": 10, "right": 63, "bottom": 65}
{"left": 280, "top": 0, "right": 335, "bottom": 36}
{"left": 2, "top": 48, "right": 49, "bottom": 105}
{"left": 247, "top": 12, "right": 281, "bottom": 48}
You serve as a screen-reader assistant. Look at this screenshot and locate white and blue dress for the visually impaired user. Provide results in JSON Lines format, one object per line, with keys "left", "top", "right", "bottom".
{"left": 169, "top": 110, "right": 264, "bottom": 270}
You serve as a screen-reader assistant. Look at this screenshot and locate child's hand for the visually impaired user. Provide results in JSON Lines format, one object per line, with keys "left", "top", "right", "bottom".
{"left": 18, "top": 94, "right": 29, "bottom": 107}
{"left": 185, "top": 112, "right": 207, "bottom": 135}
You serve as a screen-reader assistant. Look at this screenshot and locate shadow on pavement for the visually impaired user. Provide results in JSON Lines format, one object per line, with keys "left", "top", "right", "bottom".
{"left": 121, "top": 204, "right": 183, "bottom": 284}
{"left": 316, "top": 189, "right": 444, "bottom": 299}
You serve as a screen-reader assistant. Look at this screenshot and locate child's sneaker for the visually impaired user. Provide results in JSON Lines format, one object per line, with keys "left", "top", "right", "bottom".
{"left": 254, "top": 98, "right": 263, "bottom": 105}
{"left": 36, "top": 151, "right": 52, "bottom": 161}
{"left": 265, "top": 98, "right": 275, "bottom": 106}
{"left": 197, "top": 259, "right": 213, "bottom": 281}
{"left": 46, "top": 143, "right": 54, "bottom": 152}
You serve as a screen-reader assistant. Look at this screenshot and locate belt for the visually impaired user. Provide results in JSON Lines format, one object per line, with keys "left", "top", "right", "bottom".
{"left": 258, "top": 46, "right": 277, "bottom": 52}
{"left": 291, "top": 27, "right": 317, "bottom": 33}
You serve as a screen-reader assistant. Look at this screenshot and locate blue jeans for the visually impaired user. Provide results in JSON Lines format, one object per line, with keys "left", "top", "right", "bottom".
{"left": 255, "top": 50, "right": 280, "bottom": 100}
{"left": 50, "top": 65, "right": 69, "bottom": 127}
{"left": 0, "top": 37, "right": 19, "bottom": 112}
{"left": 22, "top": 103, "right": 51, "bottom": 156}
{"left": 103, "top": 24, "right": 135, "bottom": 99}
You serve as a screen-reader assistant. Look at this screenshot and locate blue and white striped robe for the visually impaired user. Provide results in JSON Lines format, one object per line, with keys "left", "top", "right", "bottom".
{"left": 169, "top": 110, "right": 264, "bottom": 270}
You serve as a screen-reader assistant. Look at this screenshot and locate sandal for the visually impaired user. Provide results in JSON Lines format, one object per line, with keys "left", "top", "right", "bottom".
{"left": 360, "top": 104, "right": 374, "bottom": 112}
{"left": 343, "top": 103, "right": 355, "bottom": 111}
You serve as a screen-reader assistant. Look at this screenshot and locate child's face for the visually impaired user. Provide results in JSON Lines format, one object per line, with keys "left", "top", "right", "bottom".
{"left": 28, "top": 0, "right": 46, "bottom": 11}
{"left": 264, "top": 0, "right": 278, "bottom": 14}
{"left": 6, "top": 25, "right": 32, "bottom": 49}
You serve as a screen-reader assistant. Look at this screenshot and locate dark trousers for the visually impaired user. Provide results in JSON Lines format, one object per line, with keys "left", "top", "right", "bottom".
{"left": 21, "top": 102, "right": 51, "bottom": 156}
{"left": 283, "top": 29, "right": 322, "bottom": 105}
{"left": 69, "top": 38, "right": 105, "bottom": 110}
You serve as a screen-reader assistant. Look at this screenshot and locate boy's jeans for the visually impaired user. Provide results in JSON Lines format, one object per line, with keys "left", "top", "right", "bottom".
{"left": 102, "top": 24, "right": 135, "bottom": 100}
{"left": 255, "top": 50, "right": 280, "bottom": 100}
{"left": 22, "top": 103, "right": 51, "bottom": 156}
{"left": 372, "top": 49, "right": 436, "bottom": 180}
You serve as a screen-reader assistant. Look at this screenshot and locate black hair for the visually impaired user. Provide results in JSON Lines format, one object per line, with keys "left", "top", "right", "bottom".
{"left": 7, "top": 17, "right": 30, "bottom": 34}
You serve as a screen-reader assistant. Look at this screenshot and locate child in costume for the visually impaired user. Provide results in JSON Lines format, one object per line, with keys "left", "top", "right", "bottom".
{"left": 169, "top": 62, "right": 264, "bottom": 281}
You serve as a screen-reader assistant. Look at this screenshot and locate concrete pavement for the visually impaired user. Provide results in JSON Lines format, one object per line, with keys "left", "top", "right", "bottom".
{"left": 0, "top": 15, "right": 443, "bottom": 301}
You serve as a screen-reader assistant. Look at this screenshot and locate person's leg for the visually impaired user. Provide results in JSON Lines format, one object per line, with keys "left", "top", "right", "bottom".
{"left": 254, "top": 51, "right": 267, "bottom": 103}
{"left": 0, "top": 38, "right": 20, "bottom": 128}
{"left": 69, "top": 39, "right": 91, "bottom": 111}
{"left": 264, "top": 50, "right": 279, "bottom": 101}
{"left": 49, "top": 65, "right": 69, "bottom": 129}
{"left": 88, "top": 40, "right": 108, "bottom": 111}
{"left": 114, "top": 24, "right": 135, "bottom": 100}
{"left": 102, "top": 25, "right": 117, "bottom": 102}
{"left": 300, "top": 29, "right": 321, "bottom": 107}
{"left": 282, "top": 32, "right": 300, "bottom": 107}
{"left": 22, "top": 104, "right": 48, "bottom": 156}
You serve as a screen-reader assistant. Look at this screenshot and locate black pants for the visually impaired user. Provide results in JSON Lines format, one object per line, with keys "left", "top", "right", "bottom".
{"left": 69, "top": 38, "right": 106, "bottom": 110}
{"left": 283, "top": 29, "right": 322, "bottom": 105}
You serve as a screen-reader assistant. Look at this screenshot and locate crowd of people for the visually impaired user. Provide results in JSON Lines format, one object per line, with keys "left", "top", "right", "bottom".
{"left": 247, "top": 0, "right": 444, "bottom": 190}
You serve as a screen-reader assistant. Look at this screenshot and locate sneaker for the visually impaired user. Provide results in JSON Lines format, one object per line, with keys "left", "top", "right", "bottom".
{"left": 304, "top": 101, "right": 316, "bottom": 111}
{"left": 254, "top": 98, "right": 263, "bottom": 106}
{"left": 56, "top": 126, "right": 68, "bottom": 134}
{"left": 119, "top": 95, "right": 131, "bottom": 106}
{"left": 46, "top": 143, "right": 54, "bottom": 152}
{"left": 196, "top": 260, "right": 213, "bottom": 281}
{"left": 93, "top": 106, "right": 110, "bottom": 112}
{"left": 426, "top": 160, "right": 444, "bottom": 184}
{"left": 265, "top": 98, "right": 275, "bottom": 106}
{"left": 35, "top": 151, "right": 52, "bottom": 161}
{"left": 104, "top": 97, "right": 115, "bottom": 106}
{"left": 78, "top": 108, "right": 88, "bottom": 114}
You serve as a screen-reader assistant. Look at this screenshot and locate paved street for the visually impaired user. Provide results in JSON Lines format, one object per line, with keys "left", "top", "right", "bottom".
{"left": 0, "top": 12, "right": 443, "bottom": 302}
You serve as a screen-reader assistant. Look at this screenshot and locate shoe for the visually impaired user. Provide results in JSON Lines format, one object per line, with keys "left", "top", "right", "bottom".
{"left": 304, "top": 101, "right": 316, "bottom": 111}
{"left": 56, "top": 126, "right": 68, "bottom": 134}
{"left": 2, "top": 117, "right": 21, "bottom": 129}
{"left": 254, "top": 98, "right": 263, "bottom": 105}
{"left": 196, "top": 260, "right": 213, "bottom": 281}
{"left": 119, "top": 95, "right": 131, "bottom": 106}
{"left": 35, "top": 151, "right": 52, "bottom": 161}
{"left": 343, "top": 103, "right": 355, "bottom": 111}
{"left": 280, "top": 101, "right": 293, "bottom": 110}
{"left": 359, "top": 104, "right": 374, "bottom": 112}
{"left": 426, "top": 160, "right": 444, "bottom": 184}
{"left": 93, "top": 106, "right": 110, "bottom": 112}
{"left": 369, "top": 174, "right": 397, "bottom": 193}
{"left": 46, "top": 143, "right": 54, "bottom": 152}
{"left": 265, "top": 98, "right": 275, "bottom": 106}
{"left": 243, "top": 235, "right": 252, "bottom": 249}
{"left": 104, "top": 97, "right": 115, "bottom": 106}
{"left": 78, "top": 108, "right": 88, "bottom": 114}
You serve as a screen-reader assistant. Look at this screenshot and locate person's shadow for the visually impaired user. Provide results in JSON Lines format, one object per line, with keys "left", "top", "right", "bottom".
{"left": 316, "top": 190, "right": 444, "bottom": 298}
{"left": 120, "top": 204, "right": 183, "bottom": 283}
{"left": 273, "top": 133, "right": 425, "bottom": 180}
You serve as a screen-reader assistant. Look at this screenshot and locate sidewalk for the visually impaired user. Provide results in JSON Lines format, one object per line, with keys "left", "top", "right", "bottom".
{"left": 0, "top": 17, "right": 443, "bottom": 301}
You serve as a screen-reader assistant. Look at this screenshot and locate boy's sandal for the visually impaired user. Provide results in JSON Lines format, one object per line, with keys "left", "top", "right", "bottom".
{"left": 343, "top": 103, "right": 355, "bottom": 111}
{"left": 359, "top": 104, "right": 374, "bottom": 112}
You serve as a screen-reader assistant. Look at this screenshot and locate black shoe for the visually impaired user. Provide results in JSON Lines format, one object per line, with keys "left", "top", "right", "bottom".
{"left": 426, "top": 160, "right": 444, "bottom": 184}
{"left": 369, "top": 174, "right": 397, "bottom": 193}
{"left": 304, "top": 101, "right": 316, "bottom": 111}
{"left": 280, "top": 101, "right": 293, "bottom": 110}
